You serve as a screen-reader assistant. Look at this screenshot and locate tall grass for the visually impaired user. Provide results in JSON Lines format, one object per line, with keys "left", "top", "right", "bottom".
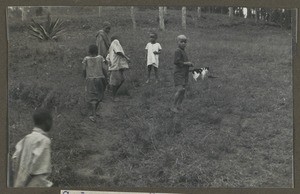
{"left": 8, "top": 7, "right": 293, "bottom": 188}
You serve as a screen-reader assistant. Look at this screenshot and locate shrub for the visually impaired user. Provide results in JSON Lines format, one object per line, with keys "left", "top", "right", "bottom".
{"left": 27, "top": 14, "right": 65, "bottom": 41}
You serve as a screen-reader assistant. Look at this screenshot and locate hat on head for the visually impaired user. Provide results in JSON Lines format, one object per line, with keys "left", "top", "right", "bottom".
{"left": 177, "top": 35, "right": 187, "bottom": 41}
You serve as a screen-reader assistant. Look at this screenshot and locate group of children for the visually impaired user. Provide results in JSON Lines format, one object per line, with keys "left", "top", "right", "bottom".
{"left": 84, "top": 24, "right": 193, "bottom": 121}
{"left": 11, "top": 22, "right": 194, "bottom": 187}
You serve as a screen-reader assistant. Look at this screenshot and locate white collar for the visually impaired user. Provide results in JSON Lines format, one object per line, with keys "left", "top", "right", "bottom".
{"left": 32, "top": 127, "right": 48, "bottom": 136}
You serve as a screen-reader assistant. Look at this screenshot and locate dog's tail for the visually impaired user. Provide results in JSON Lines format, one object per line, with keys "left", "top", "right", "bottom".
{"left": 208, "top": 75, "right": 218, "bottom": 78}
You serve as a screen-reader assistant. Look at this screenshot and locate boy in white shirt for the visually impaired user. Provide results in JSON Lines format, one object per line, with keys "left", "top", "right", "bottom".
{"left": 145, "top": 32, "right": 162, "bottom": 83}
{"left": 106, "top": 35, "right": 130, "bottom": 101}
{"left": 12, "top": 109, "right": 53, "bottom": 187}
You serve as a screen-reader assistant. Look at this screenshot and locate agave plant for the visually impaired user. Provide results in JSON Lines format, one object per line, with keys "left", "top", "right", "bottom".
{"left": 28, "top": 14, "right": 65, "bottom": 41}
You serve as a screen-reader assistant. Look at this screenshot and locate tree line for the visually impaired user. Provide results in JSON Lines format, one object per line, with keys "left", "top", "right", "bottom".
{"left": 8, "top": 6, "right": 292, "bottom": 30}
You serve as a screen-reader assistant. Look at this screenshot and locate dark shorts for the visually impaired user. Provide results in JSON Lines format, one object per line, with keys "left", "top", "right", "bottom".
{"left": 147, "top": 64, "right": 158, "bottom": 69}
{"left": 110, "top": 70, "right": 125, "bottom": 86}
{"left": 86, "top": 78, "right": 104, "bottom": 104}
{"left": 174, "top": 72, "right": 189, "bottom": 87}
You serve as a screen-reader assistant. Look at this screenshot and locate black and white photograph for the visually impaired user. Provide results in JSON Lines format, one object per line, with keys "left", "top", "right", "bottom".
{"left": 7, "top": 6, "right": 293, "bottom": 189}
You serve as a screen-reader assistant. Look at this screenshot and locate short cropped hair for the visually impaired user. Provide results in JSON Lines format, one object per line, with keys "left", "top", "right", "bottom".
{"left": 111, "top": 34, "right": 120, "bottom": 42}
{"left": 33, "top": 109, "right": 52, "bottom": 126}
{"left": 150, "top": 32, "right": 158, "bottom": 38}
{"left": 88, "top": 44, "right": 98, "bottom": 55}
{"left": 177, "top": 34, "right": 187, "bottom": 42}
{"left": 103, "top": 21, "right": 111, "bottom": 29}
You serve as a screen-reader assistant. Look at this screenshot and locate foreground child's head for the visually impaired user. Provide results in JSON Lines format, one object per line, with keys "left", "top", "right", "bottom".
{"left": 177, "top": 35, "right": 187, "bottom": 50}
{"left": 103, "top": 21, "right": 111, "bottom": 34}
{"left": 149, "top": 32, "right": 158, "bottom": 43}
{"left": 33, "top": 109, "right": 53, "bottom": 132}
{"left": 111, "top": 34, "right": 121, "bottom": 43}
{"left": 88, "top": 44, "right": 98, "bottom": 56}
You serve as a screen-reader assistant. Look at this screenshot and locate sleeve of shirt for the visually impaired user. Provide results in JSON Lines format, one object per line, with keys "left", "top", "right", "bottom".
{"left": 174, "top": 50, "right": 184, "bottom": 67}
{"left": 112, "top": 40, "right": 124, "bottom": 54}
{"left": 31, "top": 138, "right": 51, "bottom": 175}
{"left": 145, "top": 43, "right": 149, "bottom": 50}
{"left": 158, "top": 43, "right": 162, "bottom": 50}
{"left": 82, "top": 57, "right": 87, "bottom": 70}
{"left": 12, "top": 139, "right": 24, "bottom": 173}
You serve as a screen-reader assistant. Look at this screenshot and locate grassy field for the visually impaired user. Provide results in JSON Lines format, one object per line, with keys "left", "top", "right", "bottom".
{"left": 8, "top": 7, "right": 293, "bottom": 188}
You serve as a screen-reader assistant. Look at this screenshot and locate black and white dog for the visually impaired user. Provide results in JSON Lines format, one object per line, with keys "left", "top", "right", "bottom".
{"left": 190, "top": 67, "right": 209, "bottom": 81}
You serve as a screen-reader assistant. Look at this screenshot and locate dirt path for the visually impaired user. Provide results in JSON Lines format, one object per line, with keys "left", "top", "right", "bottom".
{"left": 74, "top": 92, "right": 135, "bottom": 180}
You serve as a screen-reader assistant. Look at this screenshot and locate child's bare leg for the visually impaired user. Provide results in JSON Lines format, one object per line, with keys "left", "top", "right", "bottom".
{"left": 172, "top": 86, "right": 183, "bottom": 113}
{"left": 92, "top": 103, "right": 96, "bottom": 117}
{"left": 89, "top": 102, "right": 96, "bottom": 122}
{"left": 154, "top": 67, "right": 159, "bottom": 83}
{"left": 111, "top": 85, "right": 118, "bottom": 100}
{"left": 95, "top": 101, "right": 100, "bottom": 116}
{"left": 146, "top": 65, "right": 151, "bottom": 83}
{"left": 177, "top": 87, "right": 186, "bottom": 110}
{"left": 111, "top": 80, "right": 124, "bottom": 102}
{"left": 116, "top": 80, "right": 124, "bottom": 92}
{"left": 174, "top": 90, "right": 181, "bottom": 107}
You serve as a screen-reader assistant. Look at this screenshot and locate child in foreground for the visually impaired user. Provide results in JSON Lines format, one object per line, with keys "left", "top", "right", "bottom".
{"left": 171, "top": 35, "right": 193, "bottom": 113}
{"left": 82, "top": 44, "right": 107, "bottom": 122}
{"left": 12, "top": 109, "right": 53, "bottom": 187}
{"left": 145, "top": 32, "right": 162, "bottom": 83}
{"left": 106, "top": 35, "right": 130, "bottom": 102}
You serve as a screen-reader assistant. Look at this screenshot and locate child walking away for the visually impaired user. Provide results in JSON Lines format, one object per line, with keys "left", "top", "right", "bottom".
{"left": 106, "top": 35, "right": 130, "bottom": 102}
{"left": 12, "top": 109, "right": 53, "bottom": 187}
{"left": 145, "top": 32, "right": 162, "bottom": 83}
{"left": 171, "top": 35, "right": 193, "bottom": 113}
{"left": 82, "top": 44, "right": 107, "bottom": 122}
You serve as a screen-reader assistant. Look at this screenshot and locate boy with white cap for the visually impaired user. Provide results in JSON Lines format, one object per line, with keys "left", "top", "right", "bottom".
{"left": 171, "top": 35, "right": 193, "bottom": 113}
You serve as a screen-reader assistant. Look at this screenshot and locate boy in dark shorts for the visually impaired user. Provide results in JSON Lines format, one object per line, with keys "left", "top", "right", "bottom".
{"left": 171, "top": 35, "right": 193, "bottom": 113}
{"left": 82, "top": 44, "right": 107, "bottom": 122}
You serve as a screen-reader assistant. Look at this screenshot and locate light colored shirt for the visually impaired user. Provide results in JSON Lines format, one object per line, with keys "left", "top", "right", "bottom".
{"left": 82, "top": 55, "right": 106, "bottom": 79}
{"left": 106, "top": 39, "right": 129, "bottom": 71}
{"left": 12, "top": 127, "right": 52, "bottom": 187}
{"left": 145, "top": 42, "right": 162, "bottom": 67}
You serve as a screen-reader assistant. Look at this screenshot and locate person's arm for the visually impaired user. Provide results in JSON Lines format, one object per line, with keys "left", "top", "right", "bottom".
{"left": 102, "top": 58, "right": 108, "bottom": 79}
{"left": 174, "top": 50, "right": 193, "bottom": 67}
{"left": 116, "top": 52, "right": 130, "bottom": 63}
{"left": 154, "top": 49, "right": 162, "bottom": 55}
{"left": 154, "top": 44, "right": 162, "bottom": 55}
{"left": 82, "top": 58, "right": 87, "bottom": 79}
{"left": 174, "top": 50, "right": 184, "bottom": 67}
{"left": 113, "top": 40, "right": 130, "bottom": 63}
{"left": 145, "top": 44, "right": 149, "bottom": 63}
{"left": 82, "top": 70, "right": 86, "bottom": 79}
{"left": 183, "top": 61, "right": 193, "bottom": 67}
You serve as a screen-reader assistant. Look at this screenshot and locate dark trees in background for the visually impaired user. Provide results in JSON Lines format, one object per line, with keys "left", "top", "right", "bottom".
{"left": 9, "top": 6, "right": 292, "bottom": 30}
